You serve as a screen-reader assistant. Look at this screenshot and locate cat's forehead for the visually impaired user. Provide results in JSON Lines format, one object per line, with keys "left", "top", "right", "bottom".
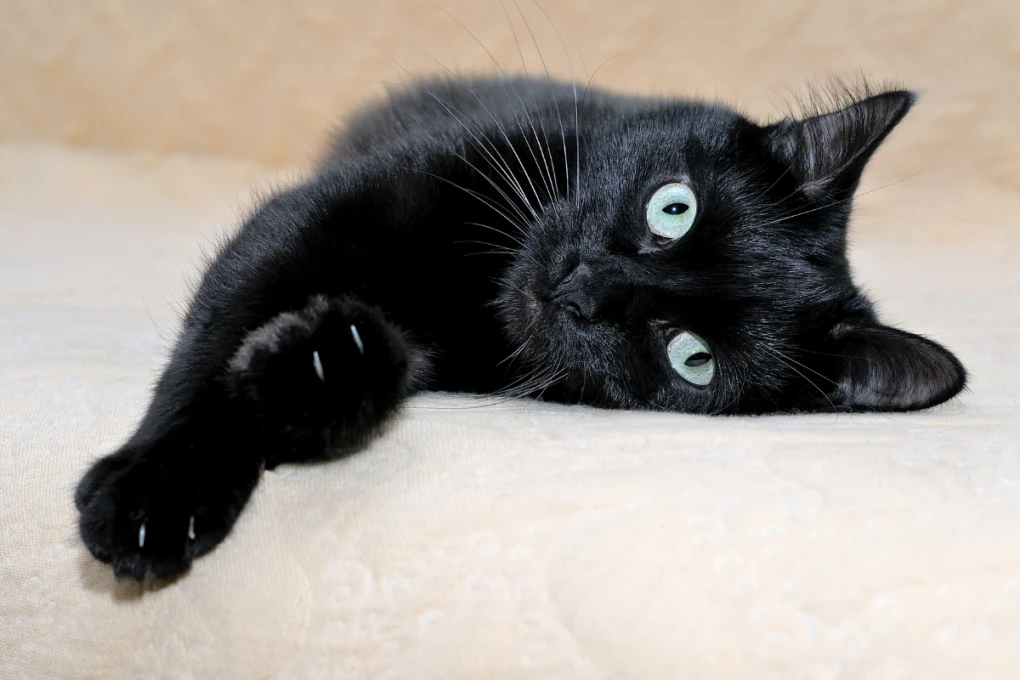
{"left": 585, "top": 102, "right": 749, "bottom": 174}
{"left": 577, "top": 102, "right": 750, "bottom": 200}
{"left": 607, "top": 101, "right": 744, "bottom": 146}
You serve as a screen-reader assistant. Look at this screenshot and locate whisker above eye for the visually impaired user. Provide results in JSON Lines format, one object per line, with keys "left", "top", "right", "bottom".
{"left": 420, "top": 55, "right": 546, "bottom": 216}
{"left": 392, "top": 67, "right": 535, "bottom": 223}
{"left": 511, "top": 0, "right": 562, "bottom": 199}
{"left": 530, "top": 0, "right": 576, "bottom": 204}
{"left": 498, "top": 1, "right": 553, "bottom": 203}
{"left": 445, "top": 2, "right": 557, "bottom": 206}
{"left": 579, "top": 53, "right": 627, "bottom": 108}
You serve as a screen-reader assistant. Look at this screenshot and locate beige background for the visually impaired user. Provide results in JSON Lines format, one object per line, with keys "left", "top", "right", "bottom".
{"left": 0, "top": 0, "right": 1017, "bottom": 180}
{"left": 2, "top": 1, "right": 1019, "bottom": 678}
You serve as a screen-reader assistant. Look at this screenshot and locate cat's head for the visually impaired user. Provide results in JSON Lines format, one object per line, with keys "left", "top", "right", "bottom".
{"left": 499, "top": 85, "right": 966, "bottom": 413}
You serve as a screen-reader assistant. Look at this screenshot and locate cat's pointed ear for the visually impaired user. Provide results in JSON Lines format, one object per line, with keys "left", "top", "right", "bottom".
{"left": 764, "top": 88, "right": 915, "bottom": 197}
{"left": 825, "top": 322, "right": 966, "bottom": 411}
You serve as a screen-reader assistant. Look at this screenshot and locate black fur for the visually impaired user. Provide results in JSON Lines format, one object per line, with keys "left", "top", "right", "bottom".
{"left": 76, "top": 76, "right": 966, "bottom": 579}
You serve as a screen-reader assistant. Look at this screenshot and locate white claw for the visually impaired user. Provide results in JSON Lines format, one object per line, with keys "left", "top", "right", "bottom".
{"left": 350, "top": 324, "right": 365, "bottom": 354}
{"left": 188, "top": 515, "right": 196, "bottom": 540}
{"left": 312, "top": 350, "right": 325, "bottom": 382}
{"left": 138, "top": 522, "right": 146, "bottom": 548}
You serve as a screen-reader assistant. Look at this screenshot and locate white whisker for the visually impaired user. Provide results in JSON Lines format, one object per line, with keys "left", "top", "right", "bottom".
{"left": 531, "top": 0, "right": 577, "bottom": 203}
{"left": 513, "top": 0, "right": 564, "bottom": 199}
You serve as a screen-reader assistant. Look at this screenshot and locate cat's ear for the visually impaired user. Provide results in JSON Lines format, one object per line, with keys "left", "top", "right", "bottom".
{"left": 764, "top": 88, "right": 915, "bottom": 198}
{"left": 824, "top": 322, "right": 966, "bottom": 411}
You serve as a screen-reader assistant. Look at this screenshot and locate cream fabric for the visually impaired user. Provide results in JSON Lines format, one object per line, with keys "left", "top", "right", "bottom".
{"left": 2, "top": 0, "right": 1019, "bottom": 677}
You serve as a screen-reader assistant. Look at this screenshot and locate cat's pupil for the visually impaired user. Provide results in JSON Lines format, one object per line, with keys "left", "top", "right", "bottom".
{"left": 684, "top": 352, "right": 712, "bottom": 367}
{"left": 663, "top": 203, "right": 688, "bottom": 215}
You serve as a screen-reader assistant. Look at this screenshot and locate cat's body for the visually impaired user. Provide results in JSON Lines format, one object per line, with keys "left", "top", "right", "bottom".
{"left": 76, "top": 76, "right": 966, "bottom": 580}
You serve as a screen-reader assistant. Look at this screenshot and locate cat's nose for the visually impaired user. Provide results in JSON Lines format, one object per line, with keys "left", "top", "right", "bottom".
{"left": 550, "top": 262, "right": 599, "bottom": 321}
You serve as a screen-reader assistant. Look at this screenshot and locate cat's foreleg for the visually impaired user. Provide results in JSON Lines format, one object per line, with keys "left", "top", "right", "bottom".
{"left": 75, "top": 182, "right": 418, "bottom": 579}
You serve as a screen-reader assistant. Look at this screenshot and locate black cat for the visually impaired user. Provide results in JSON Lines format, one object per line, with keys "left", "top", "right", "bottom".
{"left": 76, "top": 76, "right": 966, "bottom": 579}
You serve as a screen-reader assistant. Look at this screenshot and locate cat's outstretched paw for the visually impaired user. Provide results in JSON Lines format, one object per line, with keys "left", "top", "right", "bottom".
{"left": 75, "top": 441, "right": 260, "bottom": 580}
{"left": 228, "top": 295, "right": 411, "bottom": 460}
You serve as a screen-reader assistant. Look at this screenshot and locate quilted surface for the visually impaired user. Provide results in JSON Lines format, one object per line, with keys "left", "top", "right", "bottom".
{"left": 1, "top": 1, "right": 1019, "bottom": 677}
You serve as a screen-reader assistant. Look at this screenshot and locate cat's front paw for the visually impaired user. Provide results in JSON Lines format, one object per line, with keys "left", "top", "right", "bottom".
{"left": 75, "top": 441, "right": 259, "bottom": 580}
{"left": 228, "top": 295, "right": 411, "bottom": 454}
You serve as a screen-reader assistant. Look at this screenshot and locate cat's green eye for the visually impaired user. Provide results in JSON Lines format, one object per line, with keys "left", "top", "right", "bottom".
{"left": 646, "top": 182, "right": 698, "bottom": 240}
{"left": 667, "top": 331, "right": 715, "bottom": 386}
